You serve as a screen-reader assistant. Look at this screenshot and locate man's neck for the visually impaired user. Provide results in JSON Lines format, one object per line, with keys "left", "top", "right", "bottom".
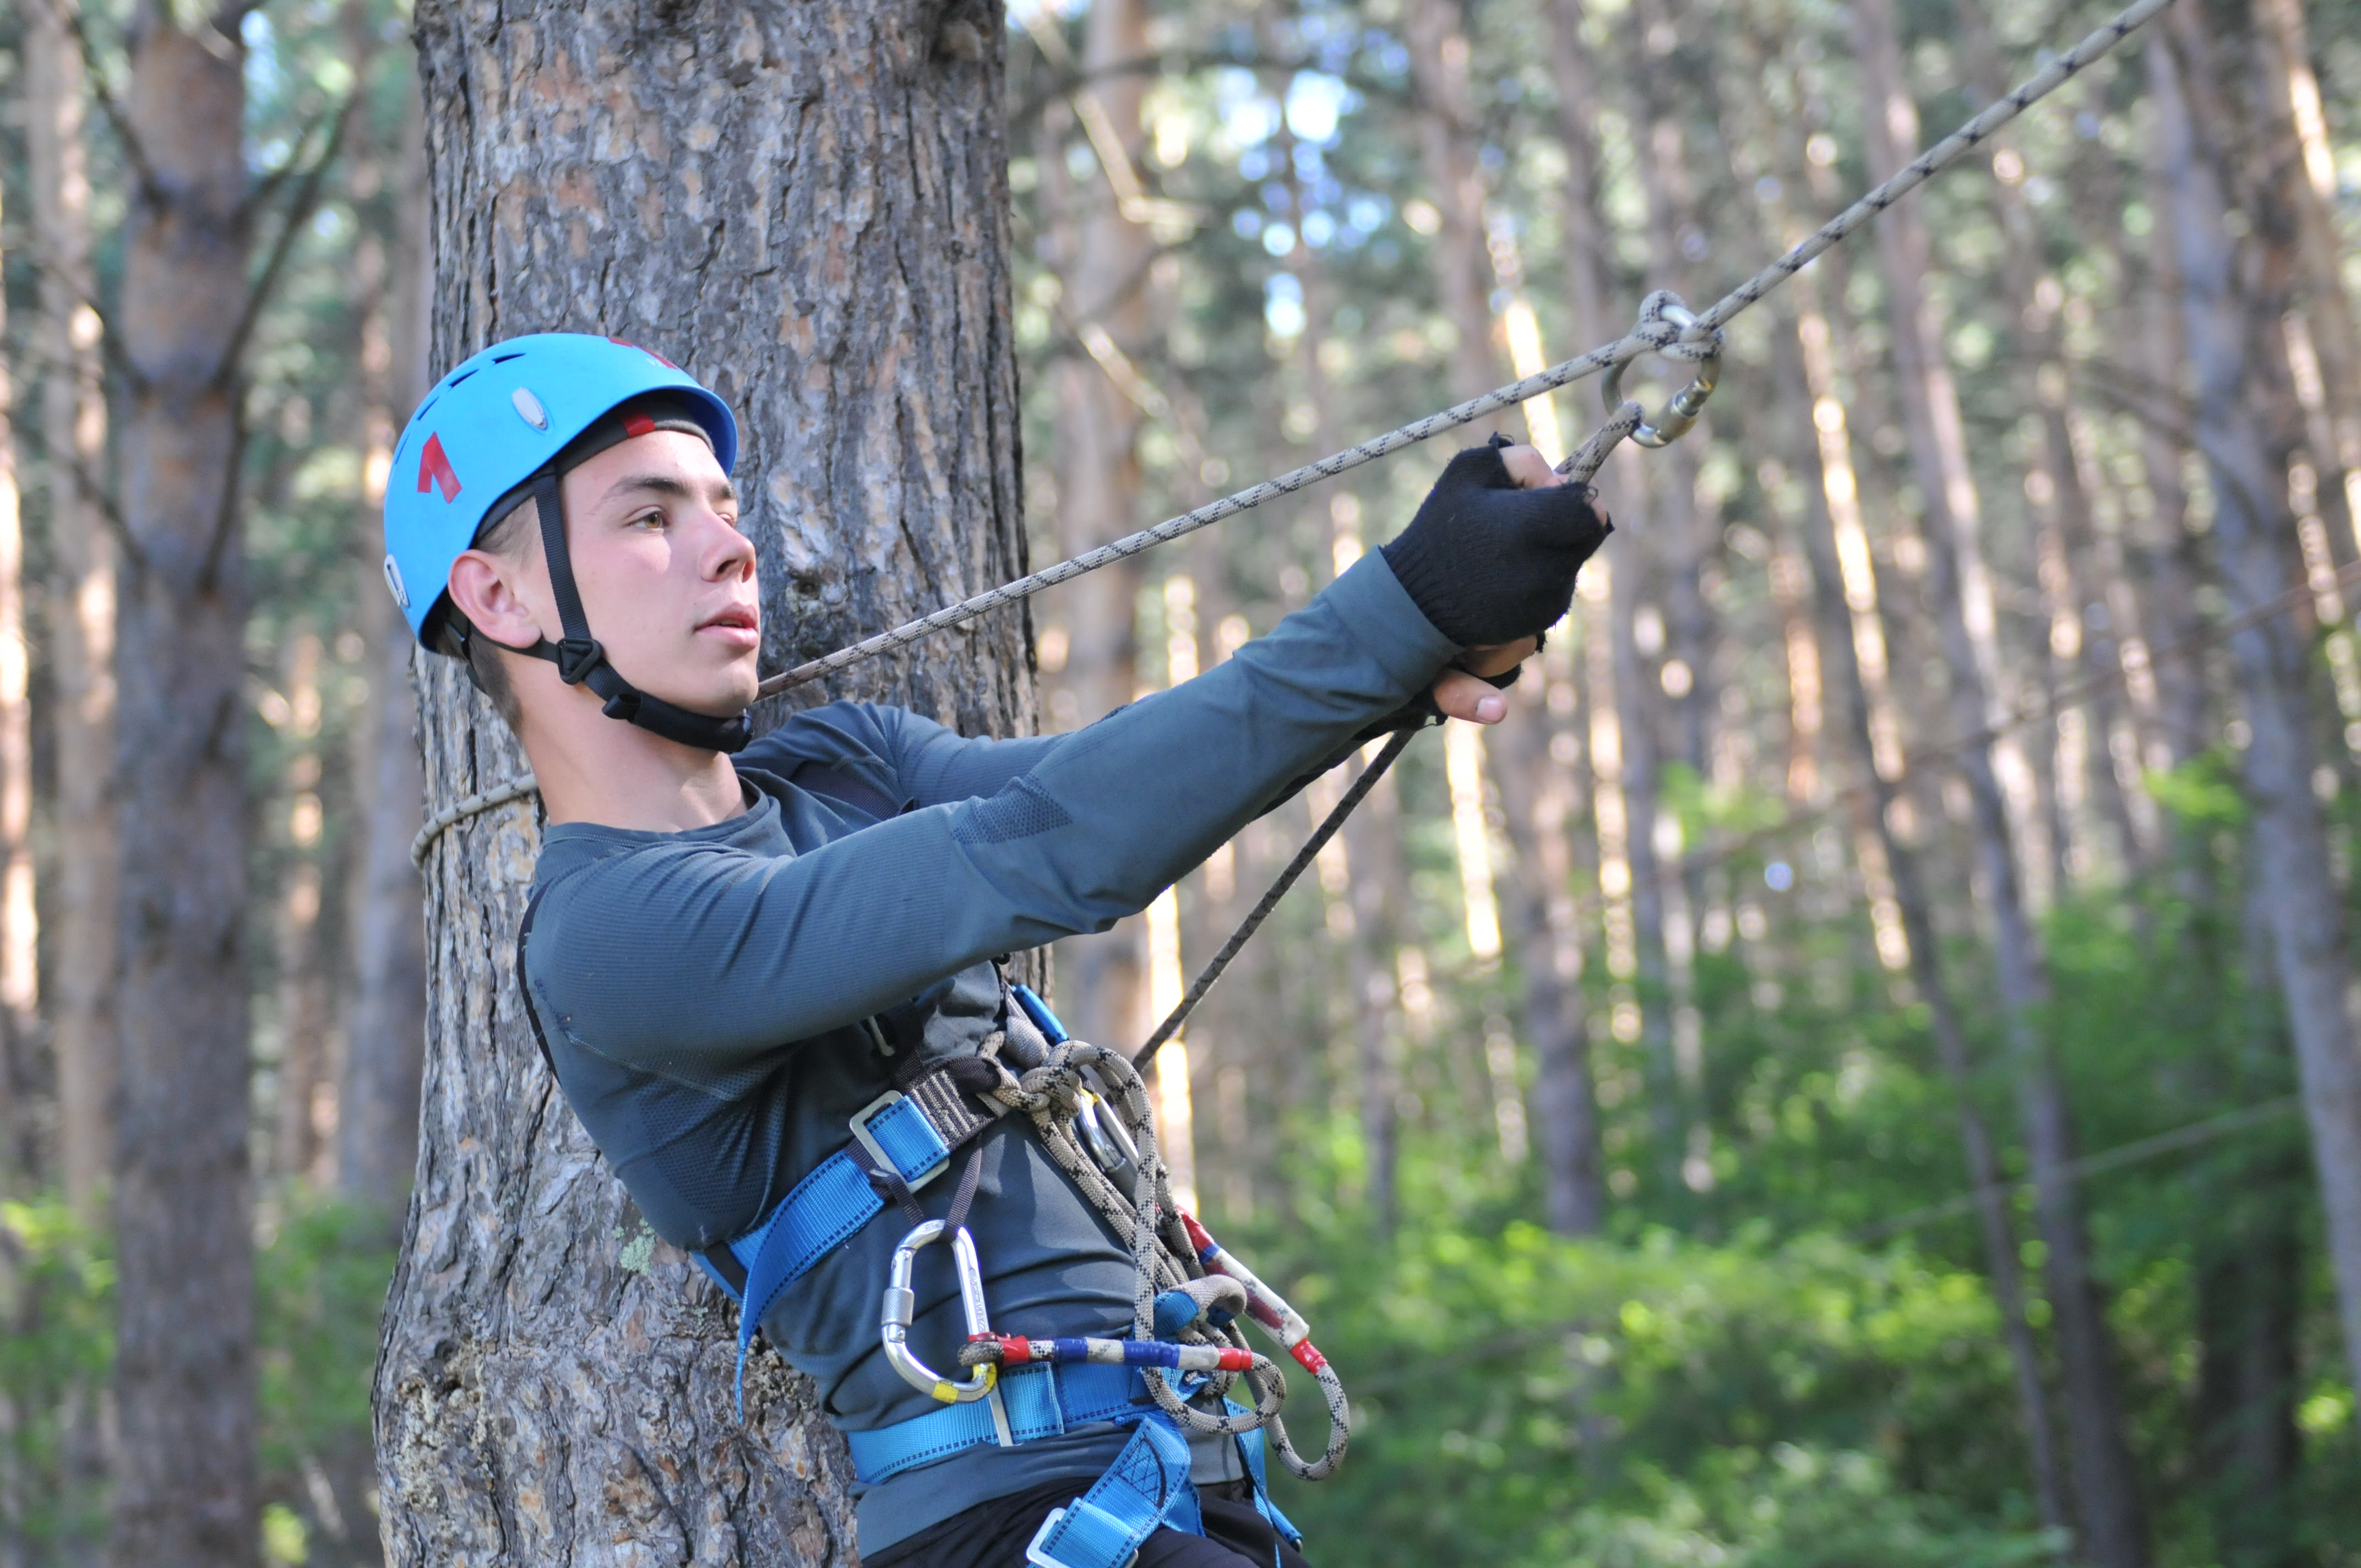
{"left": 523, "top": 712, "right": 749, "bottom": 832}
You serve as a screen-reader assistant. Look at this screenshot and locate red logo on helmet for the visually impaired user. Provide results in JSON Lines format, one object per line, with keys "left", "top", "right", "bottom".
{"left": 417, "top": 433, "right": 461, "bottom": 503}
{"left": 608, "top": 337, "right": 678, "bottom": 369}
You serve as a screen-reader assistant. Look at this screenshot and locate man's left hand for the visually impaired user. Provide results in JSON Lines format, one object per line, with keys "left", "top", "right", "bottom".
{"left": 1422, "top": 441, "right": 1597, "bottom": 724}
{"left": 1431, "top": 638, "right": 1539, "bottom": 724}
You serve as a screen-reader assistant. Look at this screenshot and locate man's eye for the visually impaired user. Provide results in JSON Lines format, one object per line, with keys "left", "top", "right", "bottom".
{"left": 630, "top": 510, "right": 668, "bottom": 530}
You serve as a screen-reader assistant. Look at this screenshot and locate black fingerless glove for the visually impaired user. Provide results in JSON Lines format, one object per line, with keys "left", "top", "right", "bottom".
{"left": 1380, "top": 439, "right": 1612, "bottom": 647}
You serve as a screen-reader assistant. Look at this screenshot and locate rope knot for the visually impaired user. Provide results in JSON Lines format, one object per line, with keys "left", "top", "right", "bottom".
{"left": 1634, "top": 290, "right": 1726, "bottom": 364}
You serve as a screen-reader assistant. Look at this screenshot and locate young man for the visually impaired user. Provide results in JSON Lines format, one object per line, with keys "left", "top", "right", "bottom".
{"left": 383, "top": 333, "right": 1609, "bottom": 1567}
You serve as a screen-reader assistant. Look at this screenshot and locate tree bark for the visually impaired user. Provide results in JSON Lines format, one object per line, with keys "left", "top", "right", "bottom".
{"left": 381, "top": 2, "right": 1026, "bottom": 1558}
{"left": 340, "top": 95, "right": 430, "bottom": 1215}
{"left": 111, "top": 9, "right": 258, "bottom": 1566}
{"left": 2153, "top": 14, "right": 2361, "bottom": 1400}
{"left": 25, "top": 0, "right": 119, "bottom": 1226}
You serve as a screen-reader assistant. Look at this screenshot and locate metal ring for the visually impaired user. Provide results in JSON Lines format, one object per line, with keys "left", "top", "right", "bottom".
{"left": 1601, "top": 306, "right": 1722, "bottom": 449}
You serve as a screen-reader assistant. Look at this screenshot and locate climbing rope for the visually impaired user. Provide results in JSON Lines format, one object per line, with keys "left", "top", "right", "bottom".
{"left": 972, "top": 1031, "right": 1352, "bottom": 1479}
{"left": 409, "top": 0, "right": 2173, "bottom": 874}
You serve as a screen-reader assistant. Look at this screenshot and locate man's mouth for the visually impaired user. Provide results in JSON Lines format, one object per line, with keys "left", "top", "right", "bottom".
{"left": 698, "top": 606, "right": 760, "bottom": 641}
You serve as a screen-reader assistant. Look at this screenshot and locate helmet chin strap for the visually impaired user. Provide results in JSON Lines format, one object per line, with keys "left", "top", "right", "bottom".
{"left": 512, "top": 468, "right": 754, "bottom": 754}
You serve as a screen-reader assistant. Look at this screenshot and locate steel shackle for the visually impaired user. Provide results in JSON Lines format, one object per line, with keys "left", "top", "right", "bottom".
{"left": 1601, "top": 303, "right": 1722, "bottom": 449}
{"left": 881, "top": 1218, "right": 1000, "bottom": 1404}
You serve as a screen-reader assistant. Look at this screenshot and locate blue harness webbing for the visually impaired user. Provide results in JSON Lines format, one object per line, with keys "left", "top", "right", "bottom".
{"left": 698, "top": 1090, "right": 956, "bottom": 1412}
{"left": 845, "top": 1360, "right": 1302, "bottom": 1565}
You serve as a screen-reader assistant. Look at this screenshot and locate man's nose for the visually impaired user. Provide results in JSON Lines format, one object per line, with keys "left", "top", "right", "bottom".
{"left": 699, "top": 509, "right": 755, "bottom": 579}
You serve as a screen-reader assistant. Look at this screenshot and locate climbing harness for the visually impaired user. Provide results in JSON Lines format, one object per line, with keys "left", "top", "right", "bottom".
{"left": 418, "top": 0, "right": 2180, "bottom": 1556}
{"left": 689, "top": 977, "right": 1332, "bottom": 1565}
{"left": 410, "top": 0, "right": 2174, "bottom": 869}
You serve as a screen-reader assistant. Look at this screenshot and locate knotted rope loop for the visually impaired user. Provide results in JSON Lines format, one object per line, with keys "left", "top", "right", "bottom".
{"left": 1599, "top": 292, "right": 1725, "bottom": 451}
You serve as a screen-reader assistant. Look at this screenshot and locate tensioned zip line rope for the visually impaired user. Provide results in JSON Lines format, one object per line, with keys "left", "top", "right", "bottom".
{"left": 414, "top": 0, "right": 2182, "bottom": 1061}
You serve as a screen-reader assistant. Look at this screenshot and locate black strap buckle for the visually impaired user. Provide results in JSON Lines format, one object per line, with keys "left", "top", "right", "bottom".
{"left": 554, "top": 636, "right": 606, "bottom": 685}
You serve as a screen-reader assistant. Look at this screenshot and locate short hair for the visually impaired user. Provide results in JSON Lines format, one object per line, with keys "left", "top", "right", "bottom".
{"left": 431, "top": 500, "right": 535, "bottom": 731}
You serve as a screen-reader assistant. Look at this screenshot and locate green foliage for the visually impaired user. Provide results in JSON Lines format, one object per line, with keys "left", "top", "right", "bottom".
{"left": 2143, "top": 752, "right": 2248, "bottom": 827}
{"left": 255, "top": 1197, "right": 399, "bottom": 1490}
{"left": 0, "top": 1200, "right": 112, "bottom": 1551}
{"left": 1236, "top": 1215, "right": 2066, "bottom": 1567}
{"left": 0, "top": 1193, "right": 393, "bottom": 1559}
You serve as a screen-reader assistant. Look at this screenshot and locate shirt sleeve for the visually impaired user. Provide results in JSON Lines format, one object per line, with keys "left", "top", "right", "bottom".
{"left": 527, "top": 551, "right": 1457, "bottom": 1074}
{"left": 867, "top": 707, "right": 1070, "bottom": 808}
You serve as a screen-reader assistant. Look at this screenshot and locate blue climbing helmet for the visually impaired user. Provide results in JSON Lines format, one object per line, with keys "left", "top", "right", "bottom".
{"left": 381, "top": 332, "right": 751, "bottom": 751}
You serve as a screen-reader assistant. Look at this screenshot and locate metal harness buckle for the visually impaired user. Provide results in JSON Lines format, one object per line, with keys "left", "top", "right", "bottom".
{"left": 1026, "top": 1506, "right": 1140, "bottom": 1568}
{"left": 848, "top": 1090, "right": 948, "bottom": 1194}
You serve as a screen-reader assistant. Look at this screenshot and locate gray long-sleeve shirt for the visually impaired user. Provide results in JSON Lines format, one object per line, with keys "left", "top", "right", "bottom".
{"left": 520, "top": 552, "right": 1456, "bottom": 1552}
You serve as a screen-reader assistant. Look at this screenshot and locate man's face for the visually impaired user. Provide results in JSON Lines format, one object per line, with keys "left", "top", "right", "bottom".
{"left": 557, "top": 429, "right": 760, "bottom": 716}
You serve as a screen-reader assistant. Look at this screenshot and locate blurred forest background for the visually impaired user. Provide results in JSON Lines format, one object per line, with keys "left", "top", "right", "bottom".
{"left": 0, "top": 0, "right": 2358, "bottom": 1562}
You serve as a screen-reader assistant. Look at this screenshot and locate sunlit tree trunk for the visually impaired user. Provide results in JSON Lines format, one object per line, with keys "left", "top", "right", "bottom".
{"left": 1852, "top": 2, "right": 2149, "bottom": 1560}
{"left": 25, "top": 16, "right": 115, "bottom": 1541}
{"left": 2253, "top": 0, "right": 2361, "bottom": 557}
{"left": 382, "top": 2, "right": 1027, "bottom": 1558}
{"left": 1037, "top": 0, "right": 1154, "bottom": 1058}
{"left": 269, "top": 634, "right": 331, "bottom": 1184}
{"left": 1957, "top": 0, "right": 2146, "bottom": 879}
{"left": 25, "top": 0, "right": 119, "bottom": 1226}
{"left": 340, "top": 95, "right": 429, "bottom": 1216}
{"left": 1406, "top": 0, "right": 1506, "bottom": 435}
{"left": 1776, "top": 280, "right": 2069, "bottom": 1532}
{"left": 0, "top": 187, "right": 33, "bottom": 1184}
{"left": 2153, "top": 14, "right": 2361, "bottom": 1402}
{"left": 111, "top": 9, "right": 258, "bottom": 1565}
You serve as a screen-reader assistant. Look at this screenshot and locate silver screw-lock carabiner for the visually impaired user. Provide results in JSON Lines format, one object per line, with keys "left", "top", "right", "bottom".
{"left": 1601, "top": 301, "right": 1722, "bottom": 449}
{"left": 882, "top": 1219, "right": 999, "bottom": 1404}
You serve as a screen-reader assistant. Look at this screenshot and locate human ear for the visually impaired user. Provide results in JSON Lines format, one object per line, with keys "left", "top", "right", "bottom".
{"left": 445, "top": 547, "right": 547, "bottom": 654}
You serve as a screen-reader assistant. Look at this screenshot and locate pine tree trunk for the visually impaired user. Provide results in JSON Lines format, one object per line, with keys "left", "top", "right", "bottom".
{"left": 339, "top": 84, "right": 429, "bottom": 1217}
{"left": 2153, "top": 16, "right": 2361, "bottom": 1401}
{"left": 1041, "top": 0, "right": 1152, "bottom": 1055}
{"left": 1489, "top": 675, "right": 1604, "bottom": 1235}
{"left": 270, "top": 633, "right": 330, "bottom": 1183}
{"left": 25, "top": 0, "right": 119, "bottom": 1227}
{"left": 1406, "top": 0, "right": 1501, "bottom": 428}
{"left": 111, "top": 12, "right": 258, "bottom": 1566}
{"left": 378, "top": 3, "right": 1027, "bottom": 1558}
{"left": 0, "top": 171, "right": 34, "bottom": 1184}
